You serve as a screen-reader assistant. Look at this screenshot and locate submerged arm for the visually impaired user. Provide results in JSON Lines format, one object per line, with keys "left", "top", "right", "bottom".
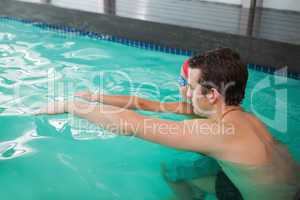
{"left": 39, "top": 101, "right": 222, "bottom": 154}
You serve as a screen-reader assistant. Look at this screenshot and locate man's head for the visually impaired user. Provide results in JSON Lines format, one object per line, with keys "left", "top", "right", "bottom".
{"left": 186, "top": 48, "right": 248, "bottom": 116}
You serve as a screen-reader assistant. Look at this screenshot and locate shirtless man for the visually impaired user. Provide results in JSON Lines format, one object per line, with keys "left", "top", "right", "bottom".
{"left": 38, "top": 48, "right": 300, "bottom": 200}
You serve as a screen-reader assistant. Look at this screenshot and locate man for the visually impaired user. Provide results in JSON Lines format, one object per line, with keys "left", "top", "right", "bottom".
{"left": 38, "top": 48, "right": 300, "bottom": 200}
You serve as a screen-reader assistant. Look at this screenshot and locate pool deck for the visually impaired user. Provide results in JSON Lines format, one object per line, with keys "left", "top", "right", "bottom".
{"left": 0, "top": 0, "right": 300, "bottom": 74}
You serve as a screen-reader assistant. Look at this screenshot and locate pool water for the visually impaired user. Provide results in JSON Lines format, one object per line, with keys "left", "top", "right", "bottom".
{"left": 0, "top": 19, "right": 299, "bottom": 200}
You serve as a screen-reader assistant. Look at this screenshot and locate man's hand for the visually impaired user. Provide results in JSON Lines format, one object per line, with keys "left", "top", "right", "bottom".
{"left": 37, "top": 101, "right": 69, "bottom": 115}
{"left": 74, "top": 91, "right": 99, "bottom": 102}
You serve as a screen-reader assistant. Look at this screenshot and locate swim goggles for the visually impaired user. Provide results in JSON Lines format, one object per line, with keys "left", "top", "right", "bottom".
{"left": 178, "top": 75, "right": 188, "bottom": 87}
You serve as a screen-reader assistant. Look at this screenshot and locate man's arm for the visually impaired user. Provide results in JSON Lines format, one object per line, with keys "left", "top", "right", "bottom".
{"left": 75, "top": 92, "right": 193, "bottom": 115}
{"left": 38, "top": 101, "right": 224, "bottom": 155}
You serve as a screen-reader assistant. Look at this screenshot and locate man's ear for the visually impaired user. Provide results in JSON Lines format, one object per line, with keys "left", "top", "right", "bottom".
{"left": 206, "top": 88, "right": 220, "bottom": 104}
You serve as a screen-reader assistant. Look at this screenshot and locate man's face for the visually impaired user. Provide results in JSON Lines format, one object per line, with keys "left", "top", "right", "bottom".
{"left": 187, "top": 68, "right": 214, "bottom": 116}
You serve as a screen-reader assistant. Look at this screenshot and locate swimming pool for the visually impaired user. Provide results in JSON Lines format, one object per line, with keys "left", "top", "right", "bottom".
{"left": 0, "top": 18, "right": 299, "bottom": 200}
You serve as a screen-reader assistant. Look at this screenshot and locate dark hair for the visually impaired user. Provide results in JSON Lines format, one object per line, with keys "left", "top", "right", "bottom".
{"left": 188, "top": 48, "right": 248, "bottom": 106}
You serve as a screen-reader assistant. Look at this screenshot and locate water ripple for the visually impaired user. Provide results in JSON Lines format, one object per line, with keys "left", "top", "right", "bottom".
{"left": 0, "top": 130, "right": 46, "bottom": 160}
{"left": 63, "top": 48, "right": 111, "bottom": 60}
{"left": 69, "top": 117, "right": 116, "bottom": 140}
{"left": 44, "top": 42, "right": 75, "bottom": 50}
{"left": 0, "top": 32, "right": 16, "bottom": 41}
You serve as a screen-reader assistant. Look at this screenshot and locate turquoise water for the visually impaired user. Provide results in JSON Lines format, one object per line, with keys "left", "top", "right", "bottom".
{"left": 0, "top": 19, "right": 299, "bottom": 200}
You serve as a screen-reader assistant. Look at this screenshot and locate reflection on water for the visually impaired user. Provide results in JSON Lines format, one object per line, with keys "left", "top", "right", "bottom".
{"left": 63, "top": 48, "right": 111, "bottom": 60}
{"left": 69, "top": 116, "right": 116, "bottom": 140}
{"left": 48, "top": 118, "right": 67, "bottom": 131}
{"left": 0, "top": 130, "right": 45, "bottom": 160}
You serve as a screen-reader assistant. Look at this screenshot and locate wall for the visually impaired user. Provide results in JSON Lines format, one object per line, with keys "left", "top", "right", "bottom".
{"left": 262, "top": 0, "right": 300, "bottom": 12}
{"left": 18, "top": 0, "right": 105, "bottom": 13}
{"left": 51, "top": 0, "right": 104, "bottom": 13}
{"left": 203, "top": 0, "right": 241, "bottom": 5}
{"left": 116, "top": 0, "right": 242, "bottom": 34}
